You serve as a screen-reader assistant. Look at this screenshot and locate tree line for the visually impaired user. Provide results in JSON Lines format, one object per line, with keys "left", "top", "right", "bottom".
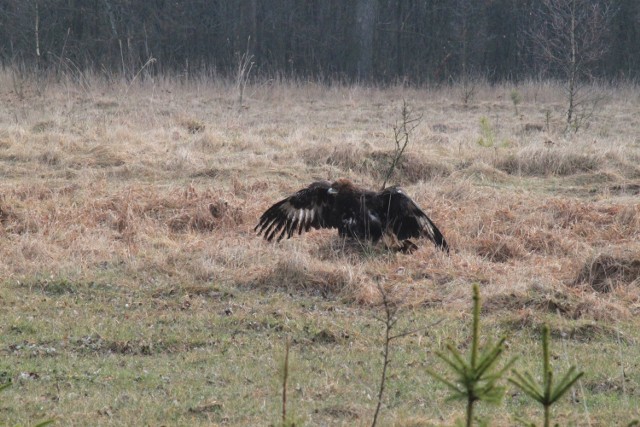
{"left": 0, "top": 0, "right": 638, "bottom": 84}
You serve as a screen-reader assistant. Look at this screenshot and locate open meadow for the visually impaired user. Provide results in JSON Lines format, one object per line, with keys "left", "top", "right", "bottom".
{"left": 0, "top": 72, "right": 639, "bottom": 425}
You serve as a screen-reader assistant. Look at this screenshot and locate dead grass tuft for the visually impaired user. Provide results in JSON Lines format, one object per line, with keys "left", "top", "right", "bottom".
{"left": 616, "top": 204, "right": 640, "bottom": 228}
{"left": 70, "top": 145, "right": 125, "bottom": 168}
{"left": 0, "top": 202, "right": 18, "bottom": 226}
{"left": 168, "top": 198, "right": 242, "bottom": 233}
{"left": 475, "top": 235, "right": 524, "bottom": 262}
{"left": 496, "top": 147, "right": 601, "bottom": 176}
{"left": 520, "top": 123, "right": 544, "bottom": 134}
{"left": 574, "top": 250, "right": 640, "bottom": 293}
{"left": 451, "top": 162, "right": 511, "bottom": 184}
{"left": 178, "top": 117, "right": 206, "bottom": 134}
{"left": 324, "top": 145, "right": 369, "bottom": 172}
{"left": 91, "top": 185, "right": 243, "bottom": 239}
{"left": 303, "top": 145, "right": 451, "bottom": 183}
{"left": 0, "top": 201, "right": 39, "bottom": 234}
{"left": 610, "top": 182, "right": 640, "bottom": 196}
{"left": 369, "top": 150, "right": 453, "bottom": 183}
{"left": 31, "top": 120, "right": 56, "bottom": 133}
{"left": 431, "top": 123, "right": 456, "bottom": 133}
{"left": 37, "top": 150, "right": 61, "bottom": 166}
{"left": 545, "top": 199, "right": 637, "bottom": 244}
{"left": 404, "top": 152, "right": 450, "bottom": 182}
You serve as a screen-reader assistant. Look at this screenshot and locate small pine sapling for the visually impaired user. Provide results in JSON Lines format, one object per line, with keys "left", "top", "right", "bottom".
{"left": 426, "top": 284, "right": 516, "bottom": 427}
{"left": 509, "top": 324, "right": 584, "bottom": 427}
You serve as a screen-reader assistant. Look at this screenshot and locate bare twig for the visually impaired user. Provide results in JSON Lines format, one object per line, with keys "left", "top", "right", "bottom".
{"left": 236, "top": 38, "right": 255, "bottom": 110}
{"left": 380, "top": 100, "right": 422, "bottom": 190}
{"left": 126, "top": 58, "right": 156, "bottom": 90}
{"left": 371, "top": 284, "right": 398, "bottom": 427}
{"left": 282, "top": 336, "right": 291, "bottom": 425}
{"left": 371, "top": 284, "right": 442, "bottom": 427}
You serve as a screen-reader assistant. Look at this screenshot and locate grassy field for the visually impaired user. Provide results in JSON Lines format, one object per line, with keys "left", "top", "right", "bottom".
{"left": 0, "top": 72, "right": 639, "bottom": 426}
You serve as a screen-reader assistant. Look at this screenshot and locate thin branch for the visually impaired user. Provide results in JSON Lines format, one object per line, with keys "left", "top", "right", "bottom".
{"left": 282, "top": 336, "right": 291, "bottom": 425}
{"left": 389, "top": 319, "right": 445, "bottom": 341}
{"left": 381, "top": 99, "right": 422, "bottom": 190}
{"left": 371, "top": 284, "right": 396, "bottom": 427}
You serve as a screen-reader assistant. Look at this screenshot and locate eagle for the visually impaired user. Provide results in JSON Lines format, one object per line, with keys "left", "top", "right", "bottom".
{"left": 255, "top": 179, "right": 449, "bottom": 253}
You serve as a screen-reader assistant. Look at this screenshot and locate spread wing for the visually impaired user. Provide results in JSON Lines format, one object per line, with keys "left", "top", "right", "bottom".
{"left": 255, "top": 181, "right": 337, "bottom": 242}
{"left": 379, "top": 187, "right": 449, "bottom": 253}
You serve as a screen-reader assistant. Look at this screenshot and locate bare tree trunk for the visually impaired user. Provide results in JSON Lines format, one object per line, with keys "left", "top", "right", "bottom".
{"left": 395, "top": 1, "right": 403, "bottom": 78}
{"left": 34, "top": 2, "right": 40, "bottom": 58}
{"left": 567, "top": 0, "right": 577, "bottom": 125}
{"left": 249, "top": 0, "right": 257, "bottom": 55}
{"left": 532, "top": 0, "right": 614, "bottom": 131}
{"left": 355, "top": 0, "right": 377, "bottom": 81}
{"left": 102, "top": 0, "right": 124, "bottom": 76}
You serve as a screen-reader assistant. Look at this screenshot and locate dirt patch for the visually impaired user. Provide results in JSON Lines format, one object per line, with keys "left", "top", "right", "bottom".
{"left": 37, "top": 279, "right": 79, "bottom": 296}
{"left": 188, "top": 401, "right": 223, "bottom": 416}
{"left": 501, "top": 315, "right": 627, "bottom": 342}
{"left": 72, "top": 334, "right": 207, "bottom": 355}
{"left": 315, "top": 238, "right": 397, "bottom": 264}
{"left": 311, "top": 328, "right": 349, "bottom": 344}
{"left": 483, "top": 290, "right": 575, "bottom": 317}
{"left": 316, "top": 405, "right": 360, "bottom": 420}
{"left": 247, "top": 258, "right": 355, "bottom": 298}
{"left": 431, "top": 123, "right": 453, "bottom": 133}
{"left": 8, "top": 341, "right": 57, "bottom": 357}
{"left": 610, "top": 182, "right": 640, "bottom": 196}
{"left": 584, "top": 377, "right": 634, "bottom": 395}
{"left": 151, "top": 284, "right": 232, "bottom": 300}
{"left": 574, "top": 251, "right": 640, "bottom": 293}
{"left": 483, "top": 286, "right": 627, "bottom": 321}
{"left": 550, "top": 322, "right": 628, "bottom": 343}
{"left": 520, "top": 123, "right": 544, "bottom": 133}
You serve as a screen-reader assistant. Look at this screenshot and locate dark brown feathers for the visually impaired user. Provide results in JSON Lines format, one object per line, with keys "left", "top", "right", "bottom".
{"left": 255, "top": 179, "right": 449, "bottom": 253}
{"left": 255, "top": 181, "right": 335, "bottom": 242}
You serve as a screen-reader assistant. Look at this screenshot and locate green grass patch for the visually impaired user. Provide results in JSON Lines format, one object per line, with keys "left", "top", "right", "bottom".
{"left": 1, "top": 280, "right": 639, "bottom": 425}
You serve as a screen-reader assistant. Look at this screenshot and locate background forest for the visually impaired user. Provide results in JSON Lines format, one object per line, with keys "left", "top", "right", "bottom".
{"left": 1, "top": 0, "right": 639, "bottom": 83}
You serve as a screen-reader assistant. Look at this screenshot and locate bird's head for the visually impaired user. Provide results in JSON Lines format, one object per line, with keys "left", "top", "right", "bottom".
{"left": 328, "top": 178, "right": 355, "bottom": 195}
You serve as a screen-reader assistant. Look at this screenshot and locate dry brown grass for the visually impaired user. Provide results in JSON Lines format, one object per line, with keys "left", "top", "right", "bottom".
{"left": 574, "top": 248, "right": 640, "bottom": 293}
{"left": 1, "top": 76, "right": 639, "bottom": 314}
{"left": 1, "top": 74, "right": 639, "bottom": 425}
